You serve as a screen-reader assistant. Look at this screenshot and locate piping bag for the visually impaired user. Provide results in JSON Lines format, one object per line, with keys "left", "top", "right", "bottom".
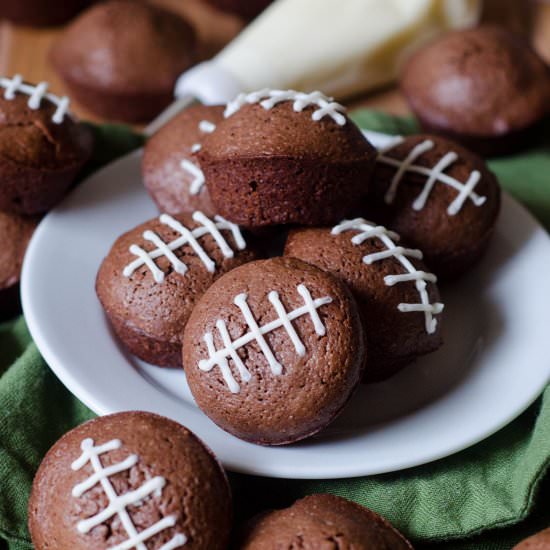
{"left": 145, "top": 0, "right": 480, "bottom": 136}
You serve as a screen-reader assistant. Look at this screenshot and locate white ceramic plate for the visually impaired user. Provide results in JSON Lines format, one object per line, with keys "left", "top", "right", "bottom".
{"left": 21, "top": 131, "right": 550, "bottom": 479}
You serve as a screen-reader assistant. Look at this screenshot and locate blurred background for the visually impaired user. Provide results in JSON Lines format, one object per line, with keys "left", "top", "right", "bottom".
{"left": 0, "top": 0, "right": 548, "bottom": 123}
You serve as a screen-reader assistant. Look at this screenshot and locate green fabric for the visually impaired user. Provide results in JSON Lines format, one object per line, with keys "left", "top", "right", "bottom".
{"left": 1, "top": 111, "right": 549, "bottom": 550}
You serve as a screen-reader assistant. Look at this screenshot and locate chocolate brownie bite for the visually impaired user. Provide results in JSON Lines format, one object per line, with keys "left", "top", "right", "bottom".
{"left": 198, "top": 89, "right": 376, "bottom": 228}
{"left": 0, "top": 0, "right": 95, "bottom": 27}
{"left": 29, "top": 411, "right": 232, "bottom": 550}
{"left": 50, "top": 0, "right": 197, "bottom": 123}
{"left": 513, "top": 528, "right": 550, "bottom": 549}
{"left": 285, "top": 218, "right": 443, "bottom": 382}
{"left": 0, "top": 75, "right": 92, "bottom": 215}
{"left": 0, "top": 211, "right": 37, "bottom": 319}
{"left": 367, "top": 134, "right": 501, "bottom": 279}
{"left": 240, "top": 494, "right": 413, "bottom": 549}
{"left": 401, "top": 25, "right": 550, "bottom": 156}
{"left": 96, "top": 211, "right": 259, "bottom": 367}
{"left": 182, "top": 257, "right": 364, "bottom": 445}
{"left": 142, "top": 104, "right": 224, "bottom": 217}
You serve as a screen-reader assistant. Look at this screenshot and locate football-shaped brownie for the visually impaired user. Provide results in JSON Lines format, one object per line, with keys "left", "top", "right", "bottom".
{"left": 401, "top": 25, "right": 550, "bottom": 156}
{"left": 96, "top": 211, "right": 259, "bottom": 367}
{"left": 0, "top": 75, "right": 92, "bottom": 215}
{"left": 29, "top": 411, "right": 232, "bottom": 550}
{"left": 367, "top": 134, "right": 501, "bottom": 278}
{"left": 285, "top": 218, "right": 444, "bottom": 382}
{"left": 0, "top": 210, "right": 37, "bottom": 319}
{"left": 182, "top": 257, "right": 365, "bottom": 445}
{"left": 198, "top": 89, "right": 377, "bottom": 227}
{"left": 239, "top": 494, "right": 413, "bottom": 549}
{"left": 142, "top": 104, "right": 223, "bottom": 217}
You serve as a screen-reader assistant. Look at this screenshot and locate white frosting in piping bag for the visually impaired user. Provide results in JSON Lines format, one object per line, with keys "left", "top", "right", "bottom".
{"left": 215, "top": 0, "right": 480, "bottom": 99}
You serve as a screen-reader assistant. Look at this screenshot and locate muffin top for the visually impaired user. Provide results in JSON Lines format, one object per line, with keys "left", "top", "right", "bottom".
{"left": 50, "top": 0, "right": 196, "bottom": 93}
{"left": 369, "top": 134, "right": 501, "bottom": 262}
{"left": 96, "top": 211, "right": 258, "bottom": 343}
{"left": 29, "top": 411, "right": 232, "bottom": 550}
{"left": 240, "top": 494, "right": 413, "bottom": 549}
{"left": 0, "top": 211, "right": 37, "bottom": 290}
{"left": 199, "top": 89, "right": 375, "bottom": 162}
{"left": 401, "top": 25, "right": 550, "bottom": 136}
{"left": 183, "top": 257, "right": 364, "bottom": 445}
{"left": 0, "top": 76, "right": 92, "bottom": 170}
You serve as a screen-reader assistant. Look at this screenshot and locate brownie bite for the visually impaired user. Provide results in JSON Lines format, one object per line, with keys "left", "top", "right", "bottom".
{"left": 183, "top": 257, "right": 365, "bottom": 445}
{"left": 198, "top": 89, "right": 376, "bottom": 228}
{"left": 96, "top": 211, "right": 259, "bottom": 368}
{"left": 367, "top": 134, "right": 501, "bottom": 279}
{"left": 240, "top": 494, "right": 413, "bottom": 549}
{"left": 513, "top": 528, "right": 550, "bottom": 549}
{"left": 0, "top": 211, "right": 37, "bottom": 319}
{"left": 142, "top": 104, "right": 224, "bottom": 217}
{"left": 50, "top": 0, "right": 197, "bottom": 123}
{"left": 0, "top": 0, "right": 95, "bottom": 27}
{"left": 285, "top": 218, "right": 443, "bottom": 382}
{"left": 401, "top": 25, "right": 550, "bottom": 156}
{"left": 0, "top": 75, "right": 92, "bottom": 215}
{"left": 29, "top": 411, "right": 232, "bottom": 550}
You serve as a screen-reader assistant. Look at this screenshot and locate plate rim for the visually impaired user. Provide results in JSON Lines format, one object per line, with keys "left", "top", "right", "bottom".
{"left": 21, "top": 145, "right": 550, "bottom": 479}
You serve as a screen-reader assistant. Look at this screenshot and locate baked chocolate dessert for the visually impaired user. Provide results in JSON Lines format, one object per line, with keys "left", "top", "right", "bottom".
{"left": 0, "top": 75, "right": 92, "bottom": 215}
{"left": 96, "top": 211, "right": 258, "bottom": 368}
{"left": 239, "top": 494, "right": 413, "bottom": 549}
{"left": 401, "top": 25, "right": 550, "bottom": 156}
{"left": 183, "top": 257, "right": 365, "bottom": 445}
{"left": 50, "top": 0, "right": 197, "bottom": 123}
{"left": 198, "top": 89, "right": 377, "bottom": 227}
{"left": 29, "top": 411, "right": 232, "bottom": 550}
{"left": 368, "top": 134, "right": 501, "bottom": 278}
{"left": 285, "top": 218, "right": 444, "bottom": 382}
{"left": 513, "top": 528, "right": 550, "bottom": 549}
{"left": 0, "top": 211, "right": 37, "bottom": 320}
{"left": 0, "top": 0, "right": 95, "bottom": 27}
{"left": 142, "top": 104, "right": 224, "bottom": 217}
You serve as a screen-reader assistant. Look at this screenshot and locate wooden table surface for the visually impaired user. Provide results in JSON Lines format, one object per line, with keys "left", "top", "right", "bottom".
{"left": 0, "top": 0, "right": 548, "bottom": 123}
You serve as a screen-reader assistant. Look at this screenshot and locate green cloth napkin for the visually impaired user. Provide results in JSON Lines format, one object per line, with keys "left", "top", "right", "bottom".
{"left": 1, "top": 112, "right": 549, "bottom": 550}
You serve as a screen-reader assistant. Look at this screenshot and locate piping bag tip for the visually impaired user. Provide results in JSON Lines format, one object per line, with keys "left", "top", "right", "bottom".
{"left": 145, "top": 61, "right": 243, "bottom": 137}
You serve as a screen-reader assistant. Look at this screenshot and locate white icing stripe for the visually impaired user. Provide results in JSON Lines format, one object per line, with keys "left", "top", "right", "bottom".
{"left": 199, "top": 119, "right": 216, "bottom": 133}
{"left": 224, "top": 89, "right": 347, "bottom": 125}
{"left": 378, "top": 139, "right": 486, "bottom": 216}
{"left": 198, "top": 284, "right": 332, "bottom": 393}
{"left": 332, "top": 218, "right": 444, "bottom": 334}
{"left": 180, "top": 159, "right": 205, "bottom": 195}
{"left": 71, "top": 438, "right": 187, "bottom": 549}
{"left": 123, "top": 212, "right": 246, "bottom": 283}
{"left": 0, "top": 74, "right": 70, "bottom": 124}
{"left": 191, "top": 143, "right": 201, "bottom": 153}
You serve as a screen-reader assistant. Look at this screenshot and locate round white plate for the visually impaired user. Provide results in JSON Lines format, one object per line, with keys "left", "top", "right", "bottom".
{"left": 21, "top": 132, "right": 550, "bottom": 479}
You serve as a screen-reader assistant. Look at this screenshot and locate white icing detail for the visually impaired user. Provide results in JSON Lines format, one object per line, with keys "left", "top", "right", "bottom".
{"left": 180, "top": 159, "right": 205, "bottom": 195}
{"left": 0, "top": 74, "right": 70, "bottom": 124}
{"left": 378, "top": 139, "right": 486, "bottom": 216}
{"left": 198, "top": 284, "right": 332, "bottom": 393}
{"left": 71, "top": 438, "right": 187, "bottom": 550}
{"left": 191, "top": 143, "right": 201, "bottom": 153}
{"left": 224, "top": 89, "right": 346, "bottom": 125}
{"left": 199, "top": 119, "right": 216, "bottom": 133}
{"left": 123, "top": 211, "right": 246, "bottom": 283}
{"left": 332, "top": 218, "right": 444, "bottom": 334}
